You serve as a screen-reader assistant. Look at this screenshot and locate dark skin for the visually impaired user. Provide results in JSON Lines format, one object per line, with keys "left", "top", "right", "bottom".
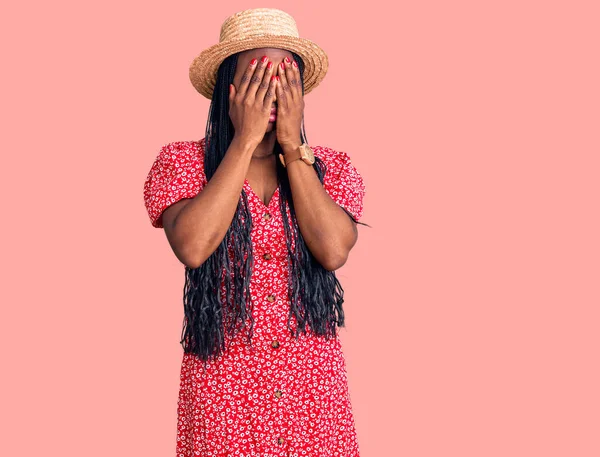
{"left": 161, "top": 47, "right": 358, "bottom": 270}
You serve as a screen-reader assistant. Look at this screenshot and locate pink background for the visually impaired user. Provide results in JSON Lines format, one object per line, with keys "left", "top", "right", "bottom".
{"left": 3, "top": 1, "right": 599, "bottom": 456}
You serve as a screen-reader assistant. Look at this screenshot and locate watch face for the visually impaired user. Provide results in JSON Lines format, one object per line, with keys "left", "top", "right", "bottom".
{"left": 300, "top": 144, "right": 315, "bottom": 164}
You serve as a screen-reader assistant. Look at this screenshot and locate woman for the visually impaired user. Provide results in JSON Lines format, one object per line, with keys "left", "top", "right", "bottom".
{"left": 143, "top": 8, "right": 368, "bottom": 457}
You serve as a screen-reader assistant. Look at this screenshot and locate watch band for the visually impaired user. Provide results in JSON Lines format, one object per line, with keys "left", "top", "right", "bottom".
{"left": 278, "top": 144, "right": 303, "bottom": 168}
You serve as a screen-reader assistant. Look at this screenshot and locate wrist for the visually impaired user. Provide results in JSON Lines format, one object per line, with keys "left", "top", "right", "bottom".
{"left": 231, "top": 134, "right": 258, "bottom": 156}
{"left": 281, "top": 141, "right": 302, "bottom": 156}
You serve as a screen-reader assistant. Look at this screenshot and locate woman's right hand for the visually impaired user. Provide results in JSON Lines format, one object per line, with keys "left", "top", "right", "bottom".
{"left": 229, "top": 56, "right": 278, "bottom": 147}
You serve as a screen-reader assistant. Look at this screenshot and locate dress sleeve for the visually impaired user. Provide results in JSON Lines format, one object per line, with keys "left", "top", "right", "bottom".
{"left": 143, "top": 141, "right": 205, "bottom": 228}
{"left": 319, "top": 146, "right": 366, "bottom": 222}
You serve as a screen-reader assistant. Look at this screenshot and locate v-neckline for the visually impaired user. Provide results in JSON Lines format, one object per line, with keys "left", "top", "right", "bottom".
{"left": 243, "top": 178, "right": 280, "bottom": 209}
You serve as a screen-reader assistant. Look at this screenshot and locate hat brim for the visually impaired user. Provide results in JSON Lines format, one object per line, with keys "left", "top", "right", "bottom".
{"left": 189, "top": 35, "right": 329, "bottom": 100}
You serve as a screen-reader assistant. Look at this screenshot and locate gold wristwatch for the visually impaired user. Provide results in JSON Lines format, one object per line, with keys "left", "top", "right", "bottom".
{"left": 279, "top": 143, "right": 315, "bottom": 168}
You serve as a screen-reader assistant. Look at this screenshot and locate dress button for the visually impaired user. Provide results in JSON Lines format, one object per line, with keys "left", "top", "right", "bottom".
{"left": 263, "top": 212, "right": 272, "bottom": 221}
{"left": 278, "top": 437, "right": 285, "bottom": 445}
{"left": 274, "top": 389, "right": 282, "bottom": 398}
{"left": 263, "top": 252, "right": 272, "bottom": 260}
{"left": 271, "top": 340, "right": 280, "bottom": 349}
{"left": 267, "top": 294, "right": 276, "bottom": 303}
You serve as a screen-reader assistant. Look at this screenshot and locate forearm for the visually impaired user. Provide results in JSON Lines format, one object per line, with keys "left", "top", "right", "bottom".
{"left": 284, "top": 145, "right": 358, "bottom": 271}
{"left": 170, "top": 135, "right": 256, "bottom": 268}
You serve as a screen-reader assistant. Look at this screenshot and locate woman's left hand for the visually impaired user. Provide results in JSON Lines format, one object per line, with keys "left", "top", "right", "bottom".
{"left": 275, "top": 57, "right": 304, "bottom": 151}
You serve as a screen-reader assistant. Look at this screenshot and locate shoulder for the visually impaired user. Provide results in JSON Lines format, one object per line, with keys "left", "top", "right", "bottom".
{"left": 312, "top": 144, "right": 341, "bottom": 159}
{"left": 156, "top": 138, "right": 205, "bottom": 166}
{"left": 312, "top": 144, "right": 354, "bottom": 161}
{"left": 311, "top": 144, "right": 366, "bottom": 221}
{"left": 143, "top": 139, "right": 206, "bottom": 228}
{"left": 311, "top": 144, "right": 357, "bottom": 175}
{"left": 144, "top": 138, "right": 207, "bottom": 193}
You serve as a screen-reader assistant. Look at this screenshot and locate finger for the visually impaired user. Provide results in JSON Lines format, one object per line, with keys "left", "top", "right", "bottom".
{"left": 283, "top": 56, "right": 301, "bottom": 99}
{"left": 237, "top": 57, "right": 259, "bottom": 99}
{"left": 256, "top": 60, "right": 275, "bottom": 103}
{"left": 277, "top": 61, "right": 294, "bottom": 102}
{"left": 288, "top": 57, "right": 302, "bottom": 98}
{"left": 229, "top": 83, "right": 236, "bottom": 105}
{"left": 245, "top": 55, "right": 270, "bottom": 101}
{"left": 277, "top": 62, "right": 293, "bottom": 106}
{"left": 275, "top": 74, "right": 287, "bottom": 110}
{"left": 262, "top": 73, "right": 278, "bottom": 110}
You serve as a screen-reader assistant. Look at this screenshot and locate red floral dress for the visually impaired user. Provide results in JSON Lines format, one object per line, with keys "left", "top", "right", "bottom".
{"left": 143, "top": 138, "right": 366, "bottom": 457}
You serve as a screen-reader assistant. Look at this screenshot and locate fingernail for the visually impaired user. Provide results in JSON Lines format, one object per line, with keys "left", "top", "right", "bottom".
{"left": 250, "top": 58, "right": 257, "bottom": 66}
{"left": 284, "top": 57, "right": 290, "bottom": 64}
{"left": 292, "top": 61, "right": 298, "bottom": 68}
{"left": 280, "top": 62, "right": 284, "bottom": 70}
{"left": 276, "top": 75, "right": 280, "bottom": 81}
{"left": 261, "top": 55, "right": 268, "bottom": 63}
{"left": 267, "top": 61, "right": 273, "bottom": 69}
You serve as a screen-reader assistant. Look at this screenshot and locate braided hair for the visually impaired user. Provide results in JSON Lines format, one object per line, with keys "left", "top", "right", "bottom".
{"left": 181, "top": 50, "right": 368, "bottom": 367}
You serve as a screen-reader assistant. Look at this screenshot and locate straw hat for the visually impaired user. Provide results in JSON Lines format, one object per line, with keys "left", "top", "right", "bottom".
{"left": 189, "top": 8, "right": 329, "bottom": 100}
